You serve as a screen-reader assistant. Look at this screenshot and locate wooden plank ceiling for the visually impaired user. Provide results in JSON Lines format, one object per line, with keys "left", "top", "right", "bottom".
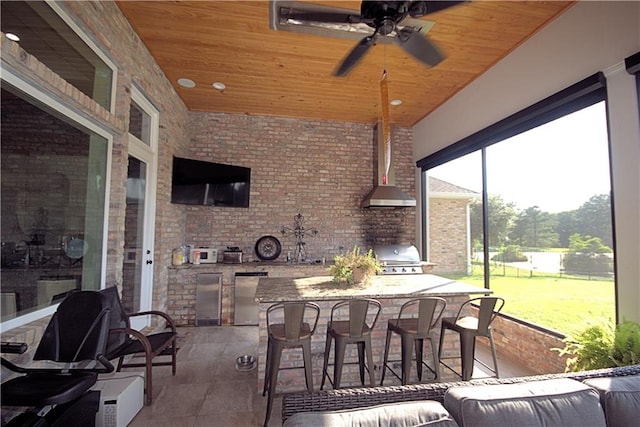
{"left": 117, "top": 1, "right": 573, "bottom": 127}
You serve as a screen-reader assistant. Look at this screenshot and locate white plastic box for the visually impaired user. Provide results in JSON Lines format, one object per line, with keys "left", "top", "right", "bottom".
{"left": 91, "top": 371, "right": 144, "bottom": 427}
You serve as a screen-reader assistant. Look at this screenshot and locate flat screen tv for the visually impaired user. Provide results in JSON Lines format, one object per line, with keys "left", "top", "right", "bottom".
{"left": 171, "top": 156, "right": 250, "bottom": 207}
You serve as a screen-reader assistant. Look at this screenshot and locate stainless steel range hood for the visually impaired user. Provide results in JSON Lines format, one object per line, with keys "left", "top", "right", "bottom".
{"left": 361, "top": 123, "right": 416, "bottom": 208}
{"left": 361, "top": 185, "right": 416, "bottom": 208}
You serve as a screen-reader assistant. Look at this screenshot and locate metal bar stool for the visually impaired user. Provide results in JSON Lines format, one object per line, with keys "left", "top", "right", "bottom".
{"left": 438, "top": 296, "right": 505, "bottom": 381}
{"left": 380, "top": 297, "right": 446, "bottom": 385}
{"left": 320, "top": 298, "right": 381, "bottom": 390}
{"left": 262, "top": 301, "right": 320, "bottom": 427}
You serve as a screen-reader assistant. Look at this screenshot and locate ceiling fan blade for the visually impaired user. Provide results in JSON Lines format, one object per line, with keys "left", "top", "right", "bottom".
{"left": 409, "top": 1, "right": 468, "bottom": 18}
{"left": 395, "top": 27, "right": 444, "bottom": 67}
{"left": 334, "top": 35, "right": 376, "bottom": 77}
{"left": 283, "top": 10, "right": 365, "bottom": 25}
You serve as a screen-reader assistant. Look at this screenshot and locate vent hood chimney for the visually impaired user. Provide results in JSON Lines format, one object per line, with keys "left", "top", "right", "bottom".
{"left": 361, "top": 123, "right": 417, "bottom": 208}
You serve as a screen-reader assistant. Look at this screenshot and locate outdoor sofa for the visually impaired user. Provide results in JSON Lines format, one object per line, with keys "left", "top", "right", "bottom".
{"left": 282, "top": 364, "right": 640, "bottom": 426}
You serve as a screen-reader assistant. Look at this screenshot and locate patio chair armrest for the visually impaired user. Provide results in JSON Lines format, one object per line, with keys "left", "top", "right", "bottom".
{"left": 128, "top": 310, "right": 177, "bottom": 331}
{"left": 108, "top": 326, "right": 155, "bottom": 355}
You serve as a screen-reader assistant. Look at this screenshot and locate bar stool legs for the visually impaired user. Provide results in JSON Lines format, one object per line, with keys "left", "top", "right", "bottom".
{"left": 358, "top": 341, "right": 375, "bottom": 386}
{"left": 380, "top": 297, "right": 446, "bottom": 386}
{"left": 262, "top": 302, "right": 320, "bottom": 427}
{"left": 438, "top": 297, "right": 504, "bottom": 381}
{"left": 320, "top": 330, "right": 333, "bottom": 390}
{"left": 263, "top": 337, "right": 281, "bottom": 427}
{"left": 320, "top": 299, "right": 381, "bottom": 390}
{"left": 380, "top": 328, "right": 441, "bottom": 385}
{"left": 320, "top": 328, "right": 376, "bottom": 389}
{"left": 263, "top": 337, "right": 315, "bottom": 426}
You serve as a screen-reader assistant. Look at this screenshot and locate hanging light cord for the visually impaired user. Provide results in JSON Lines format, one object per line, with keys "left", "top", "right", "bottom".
{"left": 380, "top": 68, "right": 391, "bottom": 185}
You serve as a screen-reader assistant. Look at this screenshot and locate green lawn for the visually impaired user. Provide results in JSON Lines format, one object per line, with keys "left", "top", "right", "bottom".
{"left": 453, "top": 268, "right": 615, "bottom": 335}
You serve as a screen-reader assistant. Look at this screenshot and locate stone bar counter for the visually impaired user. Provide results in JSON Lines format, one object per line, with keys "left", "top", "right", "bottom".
{"left": 255, "top": 274, "right": 491, "bottom": 393}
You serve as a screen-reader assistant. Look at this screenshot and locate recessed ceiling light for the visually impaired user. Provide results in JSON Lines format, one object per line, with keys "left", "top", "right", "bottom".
{"left": 177, "top": 78, "right": 195, "bottom": 88}
{"left": 212, "top": 82, "right": 226, "bottom": 90}
{"left": 390, "top": 99, "right": 402, "bottom": 106}
{"left": 5, "top": 33, "right": 20, "bottom": 42}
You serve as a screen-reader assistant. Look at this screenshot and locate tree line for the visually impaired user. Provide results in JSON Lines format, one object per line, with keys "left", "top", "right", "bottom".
{"left": 469, "top": 193, "right": 613, "bottom": 250}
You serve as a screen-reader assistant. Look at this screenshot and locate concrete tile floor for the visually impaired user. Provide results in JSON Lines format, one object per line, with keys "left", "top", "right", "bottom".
{"left": 127, "top": 326, "right": 535, "bottom": 427}
{"left": 127, "top": 326, "right": 272, "bottom": 427}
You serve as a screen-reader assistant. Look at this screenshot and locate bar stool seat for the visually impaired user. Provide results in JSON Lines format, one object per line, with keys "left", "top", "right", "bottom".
{"left": 438, "top": 296, "right": 505, "bottom": 381}
{"left": 380, "top": 297, "right": 446, "bottom": 385}
{"left": 262, "top": 301, "right": 320, "bottom": 427}
{"left": 267, "top": 323, "right": 312, "bottom": 340}
{"left": 321, "top": 298, "right": 381, "bottom": 390}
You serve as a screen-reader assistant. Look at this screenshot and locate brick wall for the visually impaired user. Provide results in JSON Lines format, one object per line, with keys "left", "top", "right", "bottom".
{"left": 2, "top": 1, "right": 418, "bottom": 345}
{"left": 488, "top": 310, "right": 569, "bottom": 374}
{"left": 429, "top": 197, "right": 470, "bottom": 274}
{"left": 58, "top": 1, "right": 192, "bottom": 313}
{"left": 184, "top": 114, "right": 416, "bottom": 260}
{"left": 1, "top": 1, "right": 189, "bottom": 347}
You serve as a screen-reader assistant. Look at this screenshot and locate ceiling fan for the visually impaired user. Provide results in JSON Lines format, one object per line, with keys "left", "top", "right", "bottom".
{"left": 271, "top": 1, "right": 466, "bottom": 77}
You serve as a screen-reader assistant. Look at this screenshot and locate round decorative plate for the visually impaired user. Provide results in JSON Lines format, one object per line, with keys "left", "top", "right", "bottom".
{"left": 255, "top": 235, "right": 282, "bottom": 261}
{"left": 64, "top": 238, "right": 88, "bottom": 259}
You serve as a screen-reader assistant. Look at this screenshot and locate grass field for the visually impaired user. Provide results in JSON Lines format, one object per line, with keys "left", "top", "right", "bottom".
{"left": 452, "top": 266, "right": 615, "bottom": 335}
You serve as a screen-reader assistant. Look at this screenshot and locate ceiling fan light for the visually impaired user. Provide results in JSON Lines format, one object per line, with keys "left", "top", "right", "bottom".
{"left": 177, "top": 78, "right": 196, "bottom": 88}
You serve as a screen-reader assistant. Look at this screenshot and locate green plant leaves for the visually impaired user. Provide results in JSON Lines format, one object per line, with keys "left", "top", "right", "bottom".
{"left": 559, "top": 318, "right": 640, "bottom": 371}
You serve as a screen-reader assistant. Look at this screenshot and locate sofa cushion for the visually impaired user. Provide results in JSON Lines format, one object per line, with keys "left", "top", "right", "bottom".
{"left": 583, "top": 375, "right": 640, "bottom": 427}
{"left": 282, "top": 400, "right": 459, "bottom": 427}
{"left": 444, "top": 378, "right": 606, "bottom": 427}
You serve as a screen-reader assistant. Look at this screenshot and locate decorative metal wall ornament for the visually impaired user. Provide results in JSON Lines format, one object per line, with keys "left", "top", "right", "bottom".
{"left": 280, "top": 212, "right": 318, "bottom": 263}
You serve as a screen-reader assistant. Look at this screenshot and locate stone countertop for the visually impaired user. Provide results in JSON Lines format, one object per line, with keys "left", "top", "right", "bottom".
{"left": 167, "top": 261, "right": 331, "bottom": 269}
{"left": 255, "top": 274, "right": 491, "bottom": 303}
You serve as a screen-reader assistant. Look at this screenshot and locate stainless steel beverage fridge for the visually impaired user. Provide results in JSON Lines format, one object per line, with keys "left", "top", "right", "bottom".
{"left": 234, "top": 272, "right": 268, "bottom": 325}
{"left": 195, "top": 272, "right": 222, "bottom": 326}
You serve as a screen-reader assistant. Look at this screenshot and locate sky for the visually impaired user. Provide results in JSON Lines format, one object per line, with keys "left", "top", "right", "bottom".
{"left": 429, "top": 102, "right": 611, "bottom": 213}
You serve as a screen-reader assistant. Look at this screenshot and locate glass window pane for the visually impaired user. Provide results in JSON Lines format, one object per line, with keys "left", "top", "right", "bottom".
{"left": 484, "top": 101, "right": 614, "bottom": 334}
{"left": 422, "top": 102, "right": 614, "bottom": 336}
{"left": 1, "top": 84, "right": 108, "bottom": 321}
{"left": 129, "top": 100, "right": 152, "bottom": 145}
{"left": 1, "top": 1, "right": 113, "bottom": 110}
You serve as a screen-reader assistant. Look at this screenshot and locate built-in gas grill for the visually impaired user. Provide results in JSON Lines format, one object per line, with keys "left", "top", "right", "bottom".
{"left": 373, "top": 244, "right": 433, "bottom": 275}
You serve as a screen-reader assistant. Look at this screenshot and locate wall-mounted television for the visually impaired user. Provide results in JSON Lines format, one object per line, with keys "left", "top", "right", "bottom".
{"left": 171, "top": 156, "right": 250, "bottom": 207}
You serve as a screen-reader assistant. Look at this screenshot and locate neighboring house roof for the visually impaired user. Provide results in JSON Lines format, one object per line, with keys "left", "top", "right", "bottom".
{"left": 429, "top": 176, "right": 479, "bottom": 200}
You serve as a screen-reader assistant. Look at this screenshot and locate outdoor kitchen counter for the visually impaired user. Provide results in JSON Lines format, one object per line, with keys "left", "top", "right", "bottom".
{"left": 255, "top": 274, "right": 491, "bottom": 393}
{"left": 255, "top": 274, "right": 489, "bottom": 302}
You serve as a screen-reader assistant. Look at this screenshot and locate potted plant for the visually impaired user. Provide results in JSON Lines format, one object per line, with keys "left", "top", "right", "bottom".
{"left": 328, "top": 246, "right": 382, "bottom": 285}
